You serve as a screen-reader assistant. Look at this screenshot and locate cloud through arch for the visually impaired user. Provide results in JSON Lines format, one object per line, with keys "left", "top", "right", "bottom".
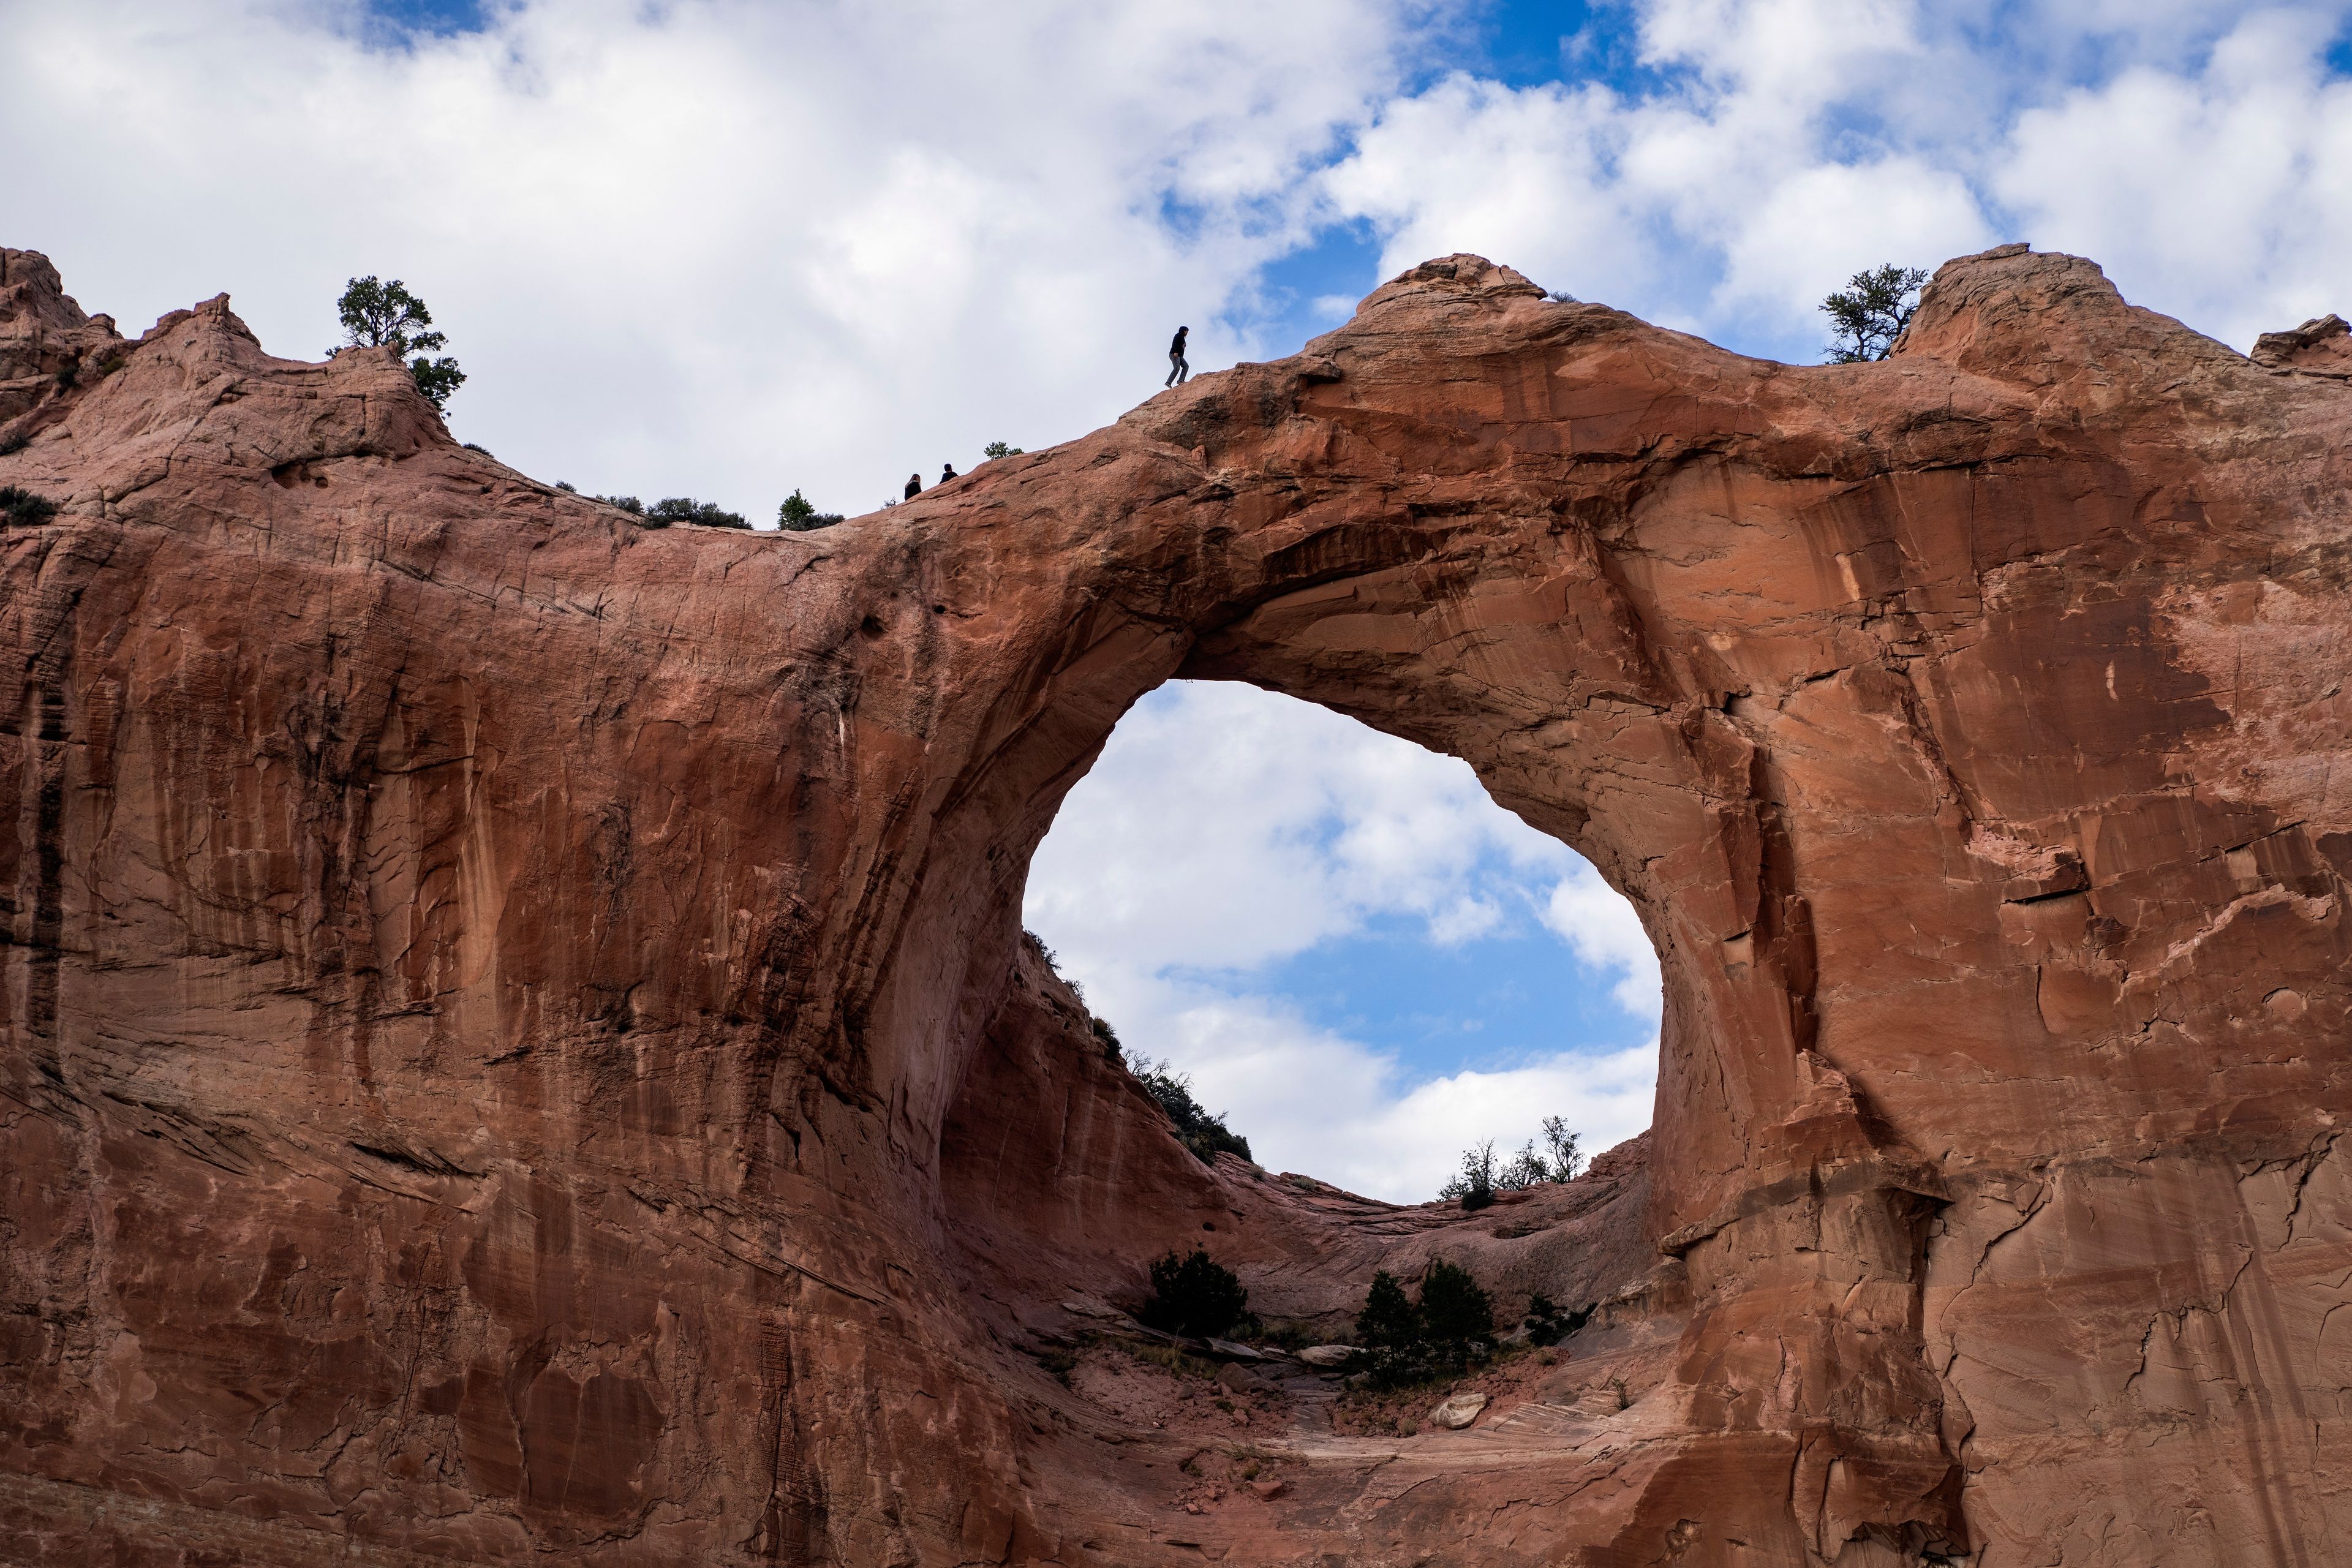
{"left": 1022, "top": 681, "right": 1661, "bottom": 1204}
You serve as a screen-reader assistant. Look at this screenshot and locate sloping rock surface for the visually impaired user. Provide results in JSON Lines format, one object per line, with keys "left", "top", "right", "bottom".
{"left": 3, "top": 241, "right": 2350, "bottom": 1566}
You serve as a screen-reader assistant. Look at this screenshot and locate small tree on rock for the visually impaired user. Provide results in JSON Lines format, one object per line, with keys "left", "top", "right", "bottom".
{"left": 335, "top": 276, "right": 465, "bottom": 411}
{"left": 778, "top": 489, "right": 845, "bottom": 531}
{"left": 1498, "top": 1140, "right": 1549, "bottom": 1189}
{"left": 1417, "top": 1259, "right": 1494, "bottom": 1346}
{"left": 1540, "top": 1116, "right": 1584, "bottom": 1181}
{"left": 1352, "top": 1261, "right": 1497, "bottom": 1389}
{"left": 1822, "top": 263, "right": 1929, "bottom": 363}
{"left": 1356, "top": 1271, "right": 1419, "bottom": 1349}
{"left": 1457, "top": 1117, "right": 1586, "bottom": 1194}
{"left": 1439, "top": 1139, "right": 1496, "bottom": 1210}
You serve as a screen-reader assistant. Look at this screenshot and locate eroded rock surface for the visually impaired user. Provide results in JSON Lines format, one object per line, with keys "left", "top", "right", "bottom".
{"left": 2, "top": 241, "right": 2348, "bottom": 1566}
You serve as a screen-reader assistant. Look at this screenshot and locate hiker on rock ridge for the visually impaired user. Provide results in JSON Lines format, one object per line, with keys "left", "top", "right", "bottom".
{"left": 1165, "top": 325, "right": 1189, "bottom": 387}
{"left": 904, "top": 472, "right": 922, "bottom": 500}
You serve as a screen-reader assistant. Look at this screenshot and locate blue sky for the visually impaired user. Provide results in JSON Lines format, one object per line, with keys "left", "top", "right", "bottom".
{"left": 13, "top": 0, "right": 2352, "bottom": 1196}
{"left": 1240, "top": 1, "right": 1642, "bottom": 347}
{"left": 1248, "top": 914, "right": 1621, "bottom": 1074}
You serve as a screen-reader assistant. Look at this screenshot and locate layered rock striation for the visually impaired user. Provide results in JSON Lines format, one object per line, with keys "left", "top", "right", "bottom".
{"left": 2, "top": 240, "right": 2349, "bottom": 1565}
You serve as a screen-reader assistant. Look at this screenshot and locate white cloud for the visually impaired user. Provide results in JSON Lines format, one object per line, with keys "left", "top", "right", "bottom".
{"left": 1025, "top": 681, "right": 1661, "bottom": 1199}
{"left": 1994, "top": 12, "right": 2352, "bottom": 349}
{"left": 1541, "top": 864, "right": 1664, "bottom": 1019}
{"left": 1023, "top": 680, "right": 1645, "bottom": 981}
{"left": 0, "top": 0, "right": 1446, "bottom": 518}
{"left": 1107, "top": 972, "right": 1656, "bottom": 1202}
{"left": 1320, "top": 0, "right": 2352, "bottom": 360}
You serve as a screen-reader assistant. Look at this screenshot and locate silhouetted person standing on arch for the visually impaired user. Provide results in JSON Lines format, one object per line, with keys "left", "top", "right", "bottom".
{"left": 1165, "top": 325, "right": 1189, "bottom": 387}
{"left": 904, "top": 472, "right": 922, "bottom": 500}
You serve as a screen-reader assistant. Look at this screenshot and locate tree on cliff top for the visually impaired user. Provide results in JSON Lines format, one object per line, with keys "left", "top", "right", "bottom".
{"left": 1439, "top": 1139, "right": 1496, "bottom": 1210}
{"left": 335, "top": 276, "right": 466, "bottom": 412}
{"left": 1129, "top": 1057, "right": 1252, "bottom": 1166}
{"left": 778, "top": 489, "right": 845, "bottom": 530}
{"left": 1822, "top": 263, "right": 1929, "bottom": 363}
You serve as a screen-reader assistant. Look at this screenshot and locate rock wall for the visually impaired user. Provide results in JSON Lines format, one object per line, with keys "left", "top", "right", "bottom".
{"left": 2, "top": 240, "right": 2348, "bottom": 1566}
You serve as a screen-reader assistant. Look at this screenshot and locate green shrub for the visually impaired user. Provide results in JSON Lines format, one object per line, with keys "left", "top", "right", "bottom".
{"left": 596, "top": 494, "right": 645, "bottom": 515}
{"left": 982, "top": 440, "right": 1024, "bottom": 459}
{"left": 1418, "top": 1260, "right": 1493, "bottom": 1345}
{"left": 1355, "top": 1272, "right": 1417, "bottom": 1349}
{"left": 0, "top": 486, "right": 59, "bottom": 527}
{"left": 778, "top": 489, "right": 845, "bottom": 531}
{"left": 1255, "top": 1319, "right": 1317, "bottom": 1351}
{"left": 1523, "top": 1292, "right": 1594, "bottom": 1348}
{"left": 1446, "top": 1117, "right": 1585, "bottom": 1202}
{"left": 1352, "top": 1260, "right": 1499, "bottom": 1390}
{"left": 1439, "top": 1140, "right": 1496, "bottom": 1210}
{"left": 646, "top": 496, "right": 747, "bottom": 529}
{"left": 1091, "top": 1016, "right": 1124, "bottom": 1065}
{"left": 1498, "top": 1117, "right": 1584, "bottom": 1189}
{"left": 1131, "top": 1057, "right": 1252, "bottom": 1165}
{"left": 1140, "top": 1246, "right": 1248, "bottom": 1339}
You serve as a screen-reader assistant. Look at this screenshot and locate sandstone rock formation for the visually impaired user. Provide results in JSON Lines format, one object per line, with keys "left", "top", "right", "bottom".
{"left": 3, "top": 239, "right": 2349, "bottom": 1566}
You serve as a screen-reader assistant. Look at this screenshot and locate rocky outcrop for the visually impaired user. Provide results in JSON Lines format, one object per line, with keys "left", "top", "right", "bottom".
{"left": 2252, "top": 312, "right": 2352, "bottom": 376}
{"left": 2, "top": 241, "right": 2349, "bottom": 1566}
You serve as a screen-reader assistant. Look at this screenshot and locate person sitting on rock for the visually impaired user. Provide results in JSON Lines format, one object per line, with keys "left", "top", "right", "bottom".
{"left": 1165, "top": 325, "right": 1190, "bottom": 388}
{"left": 904, "top": 472, "right": 922, "bottom": 500}
{"left": 940, "top": 463, "right": 958, "bottom": 484}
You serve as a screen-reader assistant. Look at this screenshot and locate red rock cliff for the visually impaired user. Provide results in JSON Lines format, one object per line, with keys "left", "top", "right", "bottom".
{"left": 2, "top": 241, "right": 2348, "bottom": 1566}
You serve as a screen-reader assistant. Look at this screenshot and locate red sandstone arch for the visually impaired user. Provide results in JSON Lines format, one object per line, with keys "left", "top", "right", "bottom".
{"left": 2, "top": 243, "right": 2349, "bottom": 1566}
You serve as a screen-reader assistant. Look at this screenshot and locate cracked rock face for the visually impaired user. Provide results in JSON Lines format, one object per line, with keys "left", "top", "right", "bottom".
{"left": 3, "top": 242, "right": 2350, "bottom": 1567}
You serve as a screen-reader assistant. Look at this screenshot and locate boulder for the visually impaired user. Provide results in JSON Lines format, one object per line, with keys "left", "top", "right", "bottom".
{"left": 1213, "top": 1362, "right": 1265, "bottom": 1395}
{"left": 1296, "top": 1345, "right": 1357, "bottom": 1368}
{"left": 1428, "top": 1392, "right": 1490, "bottom": 1430}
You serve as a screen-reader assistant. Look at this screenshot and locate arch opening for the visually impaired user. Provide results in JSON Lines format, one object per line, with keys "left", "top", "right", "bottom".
{"left": 1019, "top": 677, "right": 1662, "bottom": 1204}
